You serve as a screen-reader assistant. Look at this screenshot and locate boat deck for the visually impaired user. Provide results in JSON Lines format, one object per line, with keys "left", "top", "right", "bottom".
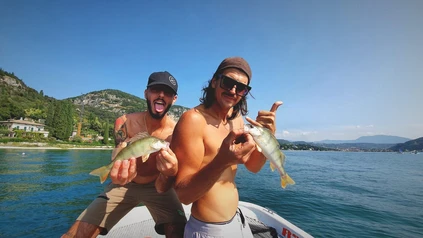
{"left": 99, "top": 201, "right": 312, "bottom": 238}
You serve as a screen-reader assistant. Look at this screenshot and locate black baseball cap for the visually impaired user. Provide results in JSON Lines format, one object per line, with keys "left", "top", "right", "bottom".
{"left": 147, "top": 71, "right": 178, "bottom": 95}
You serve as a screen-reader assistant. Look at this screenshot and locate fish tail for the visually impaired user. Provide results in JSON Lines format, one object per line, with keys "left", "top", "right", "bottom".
{"left": 89, "top": 166, "right": 111, "bottom": 184}
{"left": 281, "top": 173, "right": 296, "bottom": 189}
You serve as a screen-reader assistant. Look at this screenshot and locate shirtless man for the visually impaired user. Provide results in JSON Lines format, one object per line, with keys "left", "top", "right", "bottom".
{"left": 172, "top": 57, "right": 282, "bottom": 237}
{"left": 62, "top": 71, "right": 186, "bottom": 238}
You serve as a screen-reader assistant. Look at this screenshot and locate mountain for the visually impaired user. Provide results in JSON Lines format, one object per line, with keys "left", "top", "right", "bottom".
{"left": 67, "top": 89, "right": 189, "bottom": 124}
{"left": 389, "top": 137, "right": 423, "bottom": 151}
{"left": 0, "top": 68, "right": 420, "bottom": 147}
{"left": 1, "top": 69, "right": 55, "bottom": 121}
{"left": 318, "top": 135, "right": 411, "bottom": 144}
{"left": 277, "top": 139, "right": 291, "bottom": 145}
{"left": 1, "top": 68, "right": 189, "bottom": 139}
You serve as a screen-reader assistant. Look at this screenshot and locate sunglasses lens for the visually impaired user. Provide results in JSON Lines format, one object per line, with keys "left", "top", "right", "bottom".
{"left": 222, "top": 77, "right": 235, "bottom": 90}
{"left": 236, "top": 84, "right": 247, "bottom": 95}
{"left": 220, "top": 75, "right": 250, "bottom": 96}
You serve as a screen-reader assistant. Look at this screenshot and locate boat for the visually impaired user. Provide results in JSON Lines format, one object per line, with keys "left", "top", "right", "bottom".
{"left": 99, "top": 201, "right": 313, "bottom": 238}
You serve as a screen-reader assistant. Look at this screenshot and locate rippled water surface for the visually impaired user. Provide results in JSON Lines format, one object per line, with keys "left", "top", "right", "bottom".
{"left": 1, "top": 149, "right": 422, "bottom": 237}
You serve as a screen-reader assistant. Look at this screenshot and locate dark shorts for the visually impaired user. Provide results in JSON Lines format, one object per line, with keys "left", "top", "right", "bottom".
{"left": 77, "top": 181, "right": 187, "bottom": 234}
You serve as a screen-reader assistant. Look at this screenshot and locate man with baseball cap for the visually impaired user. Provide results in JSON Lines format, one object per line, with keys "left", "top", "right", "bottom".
{"left": 147, "top": 71, "right": 178, "bottom": 95}
{"left": 63, "top": 71, "right": 187, "bottom": 238}
{"left": 171, "top": 57, "right": 282, "bottom": 237}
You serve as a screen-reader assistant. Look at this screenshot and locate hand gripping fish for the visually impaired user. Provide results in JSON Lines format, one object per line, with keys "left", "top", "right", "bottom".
{"left": 244, "top": 124, "right": 295, "bottom": 189}
{"left": 89, "top": 133, "right": 169, "bottom": 184}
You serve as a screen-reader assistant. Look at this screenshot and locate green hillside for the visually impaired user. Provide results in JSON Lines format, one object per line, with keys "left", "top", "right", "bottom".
{"left": 67, "top": 89, "right": 188, "bottom": 126}
{"left": 390, "top": 137, "right": 423, "bottom": 151}
{"left": 0, "top": 68, "right": 188, "bottom": 142}
{"left": 0, "top": 68, "right": 55, "bottom": 121}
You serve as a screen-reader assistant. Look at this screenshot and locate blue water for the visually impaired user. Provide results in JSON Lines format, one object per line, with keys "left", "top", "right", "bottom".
{"left": 1, "top": 149, "right": 422, "bottom": 238}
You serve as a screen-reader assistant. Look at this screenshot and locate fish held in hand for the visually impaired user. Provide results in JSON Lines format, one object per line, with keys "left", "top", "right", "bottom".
{"left": 244, "top": 124, "right": 295, "bottom": 189}
{"left": 89, "top": 135, "right": 169, "bottom": 184}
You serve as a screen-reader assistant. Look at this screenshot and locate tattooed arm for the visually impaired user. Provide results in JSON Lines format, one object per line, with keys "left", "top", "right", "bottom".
{"left": 110, "top": 115, "right": 137, "bottom": 185}
{"left": 114, "top": 115, "right": 128, "bottom": 147}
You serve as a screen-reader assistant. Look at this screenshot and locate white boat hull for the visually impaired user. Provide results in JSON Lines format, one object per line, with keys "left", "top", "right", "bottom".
{"left": 99, "top": 201, "right": 312, "bottom": 238}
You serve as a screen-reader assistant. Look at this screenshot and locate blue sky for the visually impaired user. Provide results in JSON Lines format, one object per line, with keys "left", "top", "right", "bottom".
{"left": 1, "top": 0, "right": 422, "bottom": 142}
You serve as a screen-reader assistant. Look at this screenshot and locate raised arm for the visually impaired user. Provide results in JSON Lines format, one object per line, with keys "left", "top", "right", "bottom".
{"left": 244, "top": 101, "right": 283, "bottom": 173}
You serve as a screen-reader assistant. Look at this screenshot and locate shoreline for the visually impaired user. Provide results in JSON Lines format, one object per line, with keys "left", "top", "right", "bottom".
{"left": 0, "top": 145, "right": 113, "bottom": 150}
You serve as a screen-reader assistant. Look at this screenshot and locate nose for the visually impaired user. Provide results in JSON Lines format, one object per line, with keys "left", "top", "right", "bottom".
{"left": 229, "top": 85, "right": 237, "bottom": 94}
{"left": 157, "top": 90, "right": 165, "bottom": 97}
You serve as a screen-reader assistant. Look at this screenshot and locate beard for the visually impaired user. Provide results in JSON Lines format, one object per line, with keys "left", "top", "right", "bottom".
{"left": 146, "top": 98, "right": 172, "bottom": 119}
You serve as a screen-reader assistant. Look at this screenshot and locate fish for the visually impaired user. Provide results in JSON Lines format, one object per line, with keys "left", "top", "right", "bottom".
{"left": 244, "top": 123, "right": 295, "bottom": 189}
{"left": 89, "top": 133, "right": 169, "bottom": 184}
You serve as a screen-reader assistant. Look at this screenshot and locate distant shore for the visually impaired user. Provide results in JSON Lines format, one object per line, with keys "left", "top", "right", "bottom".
{"left": 0, "top": 143, "right": 113, "bottom": 150}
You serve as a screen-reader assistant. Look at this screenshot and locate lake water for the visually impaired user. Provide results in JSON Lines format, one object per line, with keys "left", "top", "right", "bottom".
{"left": 0, "top": 149, "right": 422, "bottom": 238}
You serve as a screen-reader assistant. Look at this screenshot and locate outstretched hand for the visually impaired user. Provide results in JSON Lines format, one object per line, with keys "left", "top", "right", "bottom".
{"left": 109, "top": 142, "right": 137, "bottom": 185}
{"left": 110, "top": 157, "right": 137, "bottom": 185}
{"left": 246, "top": 101, "right": 282, "bottom": 134}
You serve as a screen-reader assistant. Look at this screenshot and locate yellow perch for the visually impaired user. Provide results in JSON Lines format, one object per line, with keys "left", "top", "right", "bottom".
{"left": 245, "top": 124, "right": 295, "bottom": 189}
{"left": 89, "top": 135, "right": 169, "bottom": 184}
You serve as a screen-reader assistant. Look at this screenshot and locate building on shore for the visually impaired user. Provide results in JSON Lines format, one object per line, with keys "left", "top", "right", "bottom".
{"left": 0, "top": 118, "right": 49, "bottom": 138}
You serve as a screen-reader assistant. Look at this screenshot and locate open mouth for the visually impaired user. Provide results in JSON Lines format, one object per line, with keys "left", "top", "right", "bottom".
{"left": 154, "top": 100, "right": 166, "bottom": 113}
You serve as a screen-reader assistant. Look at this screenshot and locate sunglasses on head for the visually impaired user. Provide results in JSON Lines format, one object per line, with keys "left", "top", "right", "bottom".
{"left": 218, "top": 75, "right": 251, "bottom": 96}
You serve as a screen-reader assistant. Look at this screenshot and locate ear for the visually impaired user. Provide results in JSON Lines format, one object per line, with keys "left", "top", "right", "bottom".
{"left": 211, "top": 78, "right": 217, "bottom": 89}
{"left": 144, "top": 89, "right": 148, "bottom": 98}
{"left": 172, "top": 95, "right": 178, "bottom": 104}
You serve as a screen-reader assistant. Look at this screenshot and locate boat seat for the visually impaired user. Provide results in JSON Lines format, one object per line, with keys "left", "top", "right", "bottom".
{"left": 246, "top": 216, "right": 281, "bottom": 238}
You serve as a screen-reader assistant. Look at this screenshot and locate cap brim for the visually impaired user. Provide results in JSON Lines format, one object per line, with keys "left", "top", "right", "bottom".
{"left": 147, "top": 82, "right": 177, "bottom": 94}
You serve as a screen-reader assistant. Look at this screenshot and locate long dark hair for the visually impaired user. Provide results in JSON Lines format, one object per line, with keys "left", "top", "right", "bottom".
{"left": 199, "top": 74, "right": 249, "bottom": 121}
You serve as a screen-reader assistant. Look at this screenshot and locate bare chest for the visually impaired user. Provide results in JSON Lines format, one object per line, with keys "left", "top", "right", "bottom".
{"left": 202, "top": 123, "right": 231, "bottom": 166}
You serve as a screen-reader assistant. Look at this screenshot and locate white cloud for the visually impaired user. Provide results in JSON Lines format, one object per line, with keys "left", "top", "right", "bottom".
{"left": 276, "top": 130, "right": 318, "bottom": 141}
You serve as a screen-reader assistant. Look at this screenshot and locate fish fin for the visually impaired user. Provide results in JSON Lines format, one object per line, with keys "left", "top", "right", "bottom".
{"left": 269, "top": 161, "right": 276, "bottom": 172}
{"left": 280, "top": 151, "right": 286, "bottom": 160}
{"left": 110, "top": 146, "right": 124, "bottom": 161}
{"left": 141, "top": 154, "right": 150, "bottom": 163}
{"left": 89, "top": 165, "right": 111, "bottom": 184}
{"left": 129, "top": 132, "right": 150, "bottom": 142}
{"left": 256, "top": 144, "right": 262, "bottom": 153}
{"left": 281, "top": 173, "right": 295, "bottom": 189}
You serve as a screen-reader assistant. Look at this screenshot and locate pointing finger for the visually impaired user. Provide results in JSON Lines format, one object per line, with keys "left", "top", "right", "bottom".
{"left": 245, "top": 117, "right": 262, "bottom": 127}
{"left": 270, "top": 101, "right": 283, "bottom": 112}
